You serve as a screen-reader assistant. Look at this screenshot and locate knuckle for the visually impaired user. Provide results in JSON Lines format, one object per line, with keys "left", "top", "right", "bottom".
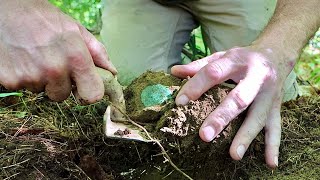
{"left": 255, "top": 112, "right": 267, "bottom": 128}
{"left": 226, "top": 48, "right": 245, "bottom": 60}
{"left": 44, "top": 65, "right": 65, "bottom": 79}
{"left": 265, "top": 70, "right": 277, "bottom": 82}
{"left": 69, "top": 23, "right": 81, "bottom": 32}
{"left": 92, "top": 41, "right": 105, "bottom": 52}
{"left": 228, "top": 48, "right": 240, "bottom": 54}
{"left": 204, "top": 62, "right": 224, "bottom": 81}
{"left": 90, "top": 42, "right": 107, "bottom": 58}
{"left": 21, "top": 72, "right": 39, "bottom": 84}
{"left": 67, "top": 51, "right": 85, "bottom": 65}
{"left": 231, "top": 91, "right": 250, "bottom": 110}
{"left": 63, "top": 22, "right": 81, "bottom": 34}
{"left": 213, "top": 111, "right": 232, "bottom": 129}
{"left": 261, "top": 64, "right": 272, "bottom": 76}
{"left": 184, "top": 84, "right": 204, "bottom": 100}
{"left": 255, "top": 60, "right": 276, "bottom": 80}
{"left": 66, "top": 51, "right": 92, "bottom": 72}
{"left": 265, "top": 122, "right": 281, "bottom": 135}
{"left": 242, "top": 130, "right": 255, "bottom": 142}
{"left": 3, "top": 79, "right": 21, "bottom": 90}
{"left": 193, "top": 59, "right": 205, "bottom": 67}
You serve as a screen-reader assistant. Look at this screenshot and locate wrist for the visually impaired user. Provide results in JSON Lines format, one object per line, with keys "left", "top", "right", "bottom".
{"left": 250, "top": 41, "right": 297, "bottom": 75}
{"left": 252, "top": 36, "right": 300, "bottom": 63}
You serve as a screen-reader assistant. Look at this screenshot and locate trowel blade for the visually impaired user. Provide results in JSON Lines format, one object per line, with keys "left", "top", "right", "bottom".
{"left": 103, "top": 106, "right": 150, "bottom": 142}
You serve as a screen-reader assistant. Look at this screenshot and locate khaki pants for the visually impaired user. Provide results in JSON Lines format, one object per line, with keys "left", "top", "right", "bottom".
{"left": 100, "top": 0, "right": 298, "bottom": 101}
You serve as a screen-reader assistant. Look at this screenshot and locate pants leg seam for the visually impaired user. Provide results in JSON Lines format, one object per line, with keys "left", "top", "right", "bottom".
{"left": 163, "top": 9, "right": 184, "bottom": 72}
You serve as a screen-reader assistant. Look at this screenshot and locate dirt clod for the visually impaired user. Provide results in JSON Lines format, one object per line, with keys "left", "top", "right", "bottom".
{"left": 0, "top": 71, "right": 319, "bottom": 180}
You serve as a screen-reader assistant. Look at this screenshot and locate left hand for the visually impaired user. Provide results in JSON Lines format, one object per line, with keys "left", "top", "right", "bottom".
{"left": 171, "top": 46, "right": 294, "bottom": 168}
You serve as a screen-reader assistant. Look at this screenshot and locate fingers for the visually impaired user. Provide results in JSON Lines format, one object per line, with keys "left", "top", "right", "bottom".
{"left": 0, "top": 3, "right": 110, "bottom": 104}
{"left": 71, "top": 57, "right": 104, "bottom": 104}
{"left": 198, "top": 79, "right": 265, "bottom": 142}
{"left": 198, "top": 62, "right": 272, "bottom": 142}
{"left": 175, "top": 57, "right": 235, "bottom": 106}
{"left": 25, "top": 79, "right": 45, "bottom": 93}
{"left": 20, "top": 68, "right": 45, "bottom": 93}
{"left": 171, "top": 52, "right": 225, "bottom": 78}
{"left": 45, "top": 67, "right": 72, "bottom": 102}
{"left": 78, "top": 25, "right": 117, "bottom": 75}
{"left": 63, "top": 33, "right": 105, "bottom": 104}
{"left": 71, "top": 64, "right": 104, "bottom": 104}
{"left": 228, "top": 92, "right": 273, "bottom": 159}
{"left": 229, "top": 93, "right": 281, "bottom": 169}
{"left": 42, "top": 30, "right": 107, "bottom": 103}
{"left": 264, "top": 99, "right": 281, "bottom": 168}
{"left": 0, "top": 65, "right": 45, "bottom": 93}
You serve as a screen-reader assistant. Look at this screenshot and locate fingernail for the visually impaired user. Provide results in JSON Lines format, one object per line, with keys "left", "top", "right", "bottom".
{"left": 274, "top": 156, "right": 278, "bottom": 167}
{"left": 237, "top": 145, "right": 246, "bottom": 159}
{"left": 202, "top": 126, "right": 215, "bottom": 142}
{"left": 110, "top": 63, "right": 118, "bottom": 74}
{"left": 176, "top": 94, "right": 189, "bottom": 106}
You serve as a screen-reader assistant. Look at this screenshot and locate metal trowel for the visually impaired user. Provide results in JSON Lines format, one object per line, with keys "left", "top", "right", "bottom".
{"left": 97, "top": 68, "right": 178, "bottom": 142}
{"left": 97, "top": 67, "right": 150, "bottom": 142}
{"left": 103, "top": 106, "right": 150, "bottom": 142}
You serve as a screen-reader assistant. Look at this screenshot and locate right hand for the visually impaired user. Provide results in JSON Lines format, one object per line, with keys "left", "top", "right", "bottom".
{"left": 0, "top": 0, "right": 117, "bottom": 103}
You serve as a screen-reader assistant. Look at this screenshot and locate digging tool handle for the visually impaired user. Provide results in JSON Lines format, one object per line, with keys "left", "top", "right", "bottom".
{"left": 96, "top": 67, "right": 126, "bottom": 122}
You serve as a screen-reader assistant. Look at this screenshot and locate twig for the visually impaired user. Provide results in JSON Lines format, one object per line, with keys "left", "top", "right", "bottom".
{"left": 11, "top": 116, "right": 31, "bottom": 139}
{"left": 110, "top": 103, "right": 193, "bottom": 180}
{"left": 2, "top": 158, "right": 30, "bottom": 169}
{"left": 3, "top": 172, "right": 20, "bottom": 180}
{"left": 57, "top": 102, "right": 90, "bottom": 140}
{"left": 73, "top": 164, "right": 92, "bottom": 180}
{"left": 162, "top": 170, "right": 175, "bottom": 179}
{"left": 133, "top": 142, "right": 142, "bottom": 163}
{"left": 32, "top": 165, "right": 45, "bottom": 179}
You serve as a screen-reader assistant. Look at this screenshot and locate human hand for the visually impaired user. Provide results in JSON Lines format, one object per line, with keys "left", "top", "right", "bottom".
{"left": 171, "top": 46, "right": 294, "bottom": 168}
{"left": 0, "top": 0, "right": 117, "bottom": 103}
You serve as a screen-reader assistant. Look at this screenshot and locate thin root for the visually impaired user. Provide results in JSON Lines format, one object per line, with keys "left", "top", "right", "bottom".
{"left": 110, "top": 103, "right": 193, "bottom": 180}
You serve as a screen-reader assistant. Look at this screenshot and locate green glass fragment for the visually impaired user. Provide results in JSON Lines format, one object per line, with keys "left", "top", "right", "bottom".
{"left": 141, "top": 84, "right": 172, "bottom": 107}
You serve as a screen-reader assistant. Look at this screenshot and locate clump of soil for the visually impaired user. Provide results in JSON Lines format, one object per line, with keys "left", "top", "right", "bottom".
{"left": 125, "top": 71, "right": 245, "bottom": 178}
{"left": 124, "top": 71, "right": 182, "bottom": 123}
{"left": 0, "top": 72, "right": 319, "bottom": 180}
{"left": 158, "top": 87, "right": 231, "bottom": 137}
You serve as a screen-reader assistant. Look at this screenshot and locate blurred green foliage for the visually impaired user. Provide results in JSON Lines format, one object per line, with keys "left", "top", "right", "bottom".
{"left": 48, "top": 0, "right": 102, "bottom": 33}
{"left": 309, "top": 30, "right": 320, "bottom": 49}
{"left": 296, "top": 33, "right": 320, "bottom": 89}
{"left": 50, "top": 0, "right": 320, "bottom": 88}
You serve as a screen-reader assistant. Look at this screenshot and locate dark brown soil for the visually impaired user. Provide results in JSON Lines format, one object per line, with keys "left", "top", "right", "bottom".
{"left": 0, "top": 72, "right": 319, "bottom": 180}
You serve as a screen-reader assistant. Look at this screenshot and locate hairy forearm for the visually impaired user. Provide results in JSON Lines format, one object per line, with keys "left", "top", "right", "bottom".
{"left": 253, "top": 0, "right": 320, "bottom": 63}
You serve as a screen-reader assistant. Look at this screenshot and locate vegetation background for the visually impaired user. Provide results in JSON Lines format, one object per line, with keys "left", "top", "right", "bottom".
{"left": 49, "top": 0, "right": 320, "bottom": 89}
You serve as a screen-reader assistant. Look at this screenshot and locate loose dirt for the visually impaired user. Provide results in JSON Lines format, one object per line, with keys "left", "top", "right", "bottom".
{"left": 0, "top": 72, "right": 319, "bottom": 180}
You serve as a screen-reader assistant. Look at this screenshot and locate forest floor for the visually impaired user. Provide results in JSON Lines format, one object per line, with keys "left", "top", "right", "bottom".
{"left": 0, "top": 71, "right": 319, "bottom": 180}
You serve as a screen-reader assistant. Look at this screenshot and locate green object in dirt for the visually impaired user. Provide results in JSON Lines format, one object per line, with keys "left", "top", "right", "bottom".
{"left": 141, "top": 84, "right": 172, "bottom": 107}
